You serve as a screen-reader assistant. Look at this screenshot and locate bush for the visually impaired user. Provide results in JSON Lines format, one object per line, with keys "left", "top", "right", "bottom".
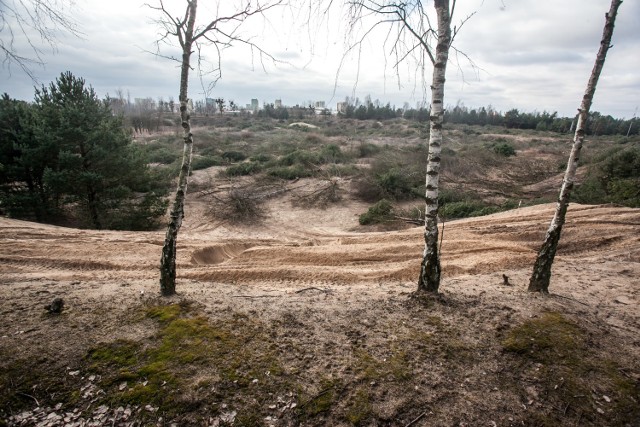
{"left": 226, "top": 161, "right": 263, "bottom": 177}
{"left": 278, "top": 150, "right": 320, "bottom": 167}
{"left": 222, "top": 151, "right": 247, "bottom": 163}
{"left": 250, "top": 153, "right": 272, "bottom": 163}
{"left": 355, "top": 142, "right": 381, "bottom": 158}
{"left": 146, "top": 146, "right": 181, "bottom": 164}
{"left": 320, "top": 144, "right": 346, "bottom": 163}
{"left": 440, "top": 199, "right": 518, "bottom": 219}
{"left": 493, "top": 142, "right": 516, "bottom": 157}
{"left": 359, "top": 199, "right": 394, "bottom": 225}
{"left": 191, "top": 155, "right": 223, "bottom": 171}
{"left": 440, "top": 200, "right": 487, "bottom": 219}
{"left": 574, "top": 147, "right": 640, "bottom": 207}
{"left": 375, "top": 168, "right": 416, "bottom": 199}
{"left": 267, "top": 164, "right": 314, "bottom": 180}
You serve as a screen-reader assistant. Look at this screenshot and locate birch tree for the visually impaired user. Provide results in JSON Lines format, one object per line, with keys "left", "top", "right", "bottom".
{"left": 528, "top": 0, "right": 623, "bottom": 293}
{"left": 150, "top": 0, "right": 283, "bottom": 296}
{"left": 347, "top": 0, "right": 471, "bottom": 293}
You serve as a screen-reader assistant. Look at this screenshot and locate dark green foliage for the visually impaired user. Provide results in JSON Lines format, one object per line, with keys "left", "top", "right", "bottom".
{"left": 375, "top": 168, "right": 416, "bottom": 199}
{"left": 320, "top": 144, "right": 346, "bottom": 163}
{"left": 440, "top": 199, "right": 518, "bottom": 219}
{"left": 277, "top": 149, "right": 320, "bottom": 167}
{"left": 249, "top": 153, "right": 272, "bottom": 163}
{"left": 0, "top": 73, "right": 168, "bottom": 229}
{"left": 359, "top": 199, "right": 393, "bottom": 225}
{"left": 221, "top": 151, "right": 247, "bottom": 163}
{"left": 226, "top": 161, "right": 263, "bottom": 177}
{"left": 144, "top": 144, "right": 181, "bottom": 164}
{"left": 268, "top": 164, "right": 314, "bottom": 180}
{"left": 355, "top": 142, "right": 381, "bottom": 158}
{"left": 574, "top": 147, "right": 640, "bottom": 207}
{"left": 492, "top": 142, "right": 516, "bottom": 157}
{"left": 191, "top": 155, "right": 223, "bottom": 171}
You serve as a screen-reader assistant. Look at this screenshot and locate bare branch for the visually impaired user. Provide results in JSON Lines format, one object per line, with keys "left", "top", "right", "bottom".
{"left": 1, "top": 0, "right": 83, "bottom": 81}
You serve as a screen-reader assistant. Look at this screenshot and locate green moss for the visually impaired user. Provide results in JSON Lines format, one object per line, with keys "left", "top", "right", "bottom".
{"left": 345, "top": 388, "right": 372, "bottom": 426}
{"left": 88, "top": 339, "right": 140, "bottom": 367}
{"left": 145, "top": 303, "right": 182, "bottom": 323}
{"left": 298, "top": 379, "right": 340, "bottom": 418}
{"left": 85, "top": 302, "right": 289, "bottom": 419}
{"left": 502, "top": 311, "right": 582, "bottom": 362}
{"left": 354, "top": 348, "right": 411, "bottom": 382}
{"left": 502, "top": 312, "right": 640, "bottom": 425}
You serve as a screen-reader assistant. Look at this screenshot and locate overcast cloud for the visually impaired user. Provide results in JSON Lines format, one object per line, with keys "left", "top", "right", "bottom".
{"left": 2, "top": 0, "right": 638, "bottom": 118}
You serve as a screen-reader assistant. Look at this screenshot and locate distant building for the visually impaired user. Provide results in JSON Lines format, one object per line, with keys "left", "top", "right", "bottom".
{"left": 275, "top": 99, "right": 282, "bottom": 108}
{"left": 251, "top": 98, "right": 259, "bottom": 112}
{"left": 315, "top": 101, "right": 326, "bottom": 109}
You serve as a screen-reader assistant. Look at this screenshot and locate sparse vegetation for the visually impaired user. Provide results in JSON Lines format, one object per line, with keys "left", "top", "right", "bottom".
{"left": 359, "top": 199, "right": 393, "bottom": 225}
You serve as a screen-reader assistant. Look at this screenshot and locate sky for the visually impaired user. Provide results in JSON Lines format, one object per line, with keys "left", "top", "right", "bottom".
{"left": 1, "top": 0, "right": 639, "bottom": 118}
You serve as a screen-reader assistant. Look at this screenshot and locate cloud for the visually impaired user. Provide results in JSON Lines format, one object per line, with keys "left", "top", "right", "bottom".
{"left": 1, "top": 0, "right": 638, "bottom": 119}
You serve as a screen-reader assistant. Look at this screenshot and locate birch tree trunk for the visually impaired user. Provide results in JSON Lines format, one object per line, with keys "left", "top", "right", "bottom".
{"left": 528, "top": 0, "right": 622, "bottom": 293}
{"left": 159, "top": 0, "right": 197, "bottom": 296}
{"left": 417, "top": 0, "right": 451, "bottom": 293}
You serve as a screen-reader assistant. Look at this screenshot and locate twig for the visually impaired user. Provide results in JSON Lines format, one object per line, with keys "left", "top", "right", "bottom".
{"left": 439, "top": 216, "right": 446, "bottom": 254}
{"left": 295, "top": 287, "right": 331, "bottom": 294}
{"left": 393, "top": 215, "right": 424, "bottom": 226}
{"left": 618, "top": 368, "right": 633, "bottom": 379}
{"left": 17, "top": 392, "right": 39, "bottom": 407}
{"left": 299, "top": 387, "right": 333, "bottom": 409}
{"left": 231, "top": 295, "right": 280, "bottom": 299}
{"left": 551, "top": 293, "right": 590, "bottom": 307}
{"left": 405, "top": 410, "right": 428, "bottom": 427}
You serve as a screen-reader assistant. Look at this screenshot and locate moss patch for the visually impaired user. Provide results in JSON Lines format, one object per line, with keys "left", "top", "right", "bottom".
{"left": 502, "top": 311, "right": 640, "bottom": 426}
{"left": 86, "top": 302, "right": 291, "bottom": 422}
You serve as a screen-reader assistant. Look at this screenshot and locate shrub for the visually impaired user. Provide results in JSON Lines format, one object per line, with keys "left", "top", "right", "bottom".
{"left": 359, "top": 199, "right": 394, "bottom": 225}
{"left": 250, "top": 153, "right": 272, "bottom": 163}
{"left": 440, "top": 200, "right": 487, "bottom": 219}
{"left": 278, "top": 150, "right": 320, "bottom": 167}
{"left": 191, "top": 155, "right": 223, "bottom": 170}
{"left": 221, "top": 151, "right": 247, "bottom": 163}
{"left": 492, "top": 142, "right": 516, "bottom": 157}
{"left": 320, "top": 144, "right": 345, "bottom": 163}
{"left": 226, "top": 161, "right": 263, "bottom": 177}
{"left": 375, "top": 168, "right": 416, "bottom": 199}
{"left": 146, "top": 146, "right": 180, "bottom": 164}
{"left": 267, "top": 164, "right": 314, "bottom": 180}
{"left": 355, "top": 142, "right": 381, "bottom": 158}
{"left": 574, "top": 147, "right": 640, "bottom": 207}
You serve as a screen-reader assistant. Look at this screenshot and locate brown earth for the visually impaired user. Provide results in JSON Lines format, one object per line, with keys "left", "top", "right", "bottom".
{"left": 1, "top": 185, "right": 639, "bottom": 425}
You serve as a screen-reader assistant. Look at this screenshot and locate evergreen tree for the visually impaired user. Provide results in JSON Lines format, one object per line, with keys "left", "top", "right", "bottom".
{"left": 0, "top": 72, "right": 168, "bottom": 229}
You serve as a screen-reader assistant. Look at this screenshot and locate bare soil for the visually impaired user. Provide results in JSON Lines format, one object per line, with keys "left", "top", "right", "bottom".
{"left": 1, "top": 178, "right": 639, "bottom": 426}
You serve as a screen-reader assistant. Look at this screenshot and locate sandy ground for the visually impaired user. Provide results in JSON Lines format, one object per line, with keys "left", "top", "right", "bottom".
{"left": 1, "top": 192, "right": 639, "bottom": 425}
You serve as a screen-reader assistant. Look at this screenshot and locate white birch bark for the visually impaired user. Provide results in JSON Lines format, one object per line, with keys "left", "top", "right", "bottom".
{"left": 159, "top": 0, "right": 197, "bottom": 296}
{"left": 528, "top": 0, "right": 622, "bottom": 293}
{"left": 417, "top": 0, "right": 451, "bottom": 293}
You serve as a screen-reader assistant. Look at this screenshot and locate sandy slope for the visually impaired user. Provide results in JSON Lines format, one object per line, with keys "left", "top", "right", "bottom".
{"left": 0, "top": 199, "right": 639, "bottom": 425}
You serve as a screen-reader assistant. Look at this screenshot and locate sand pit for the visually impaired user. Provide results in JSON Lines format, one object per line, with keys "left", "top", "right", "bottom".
{"left": 1, "top": 199, "right": 638, "bottom": 426}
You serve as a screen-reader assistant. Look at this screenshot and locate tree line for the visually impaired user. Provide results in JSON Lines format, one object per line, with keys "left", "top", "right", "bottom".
{"left": 0, "top": 72, "right": 168, "bottom": 229}
{"left": 338, "top": 97, "right": 638, "bottom": 136}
